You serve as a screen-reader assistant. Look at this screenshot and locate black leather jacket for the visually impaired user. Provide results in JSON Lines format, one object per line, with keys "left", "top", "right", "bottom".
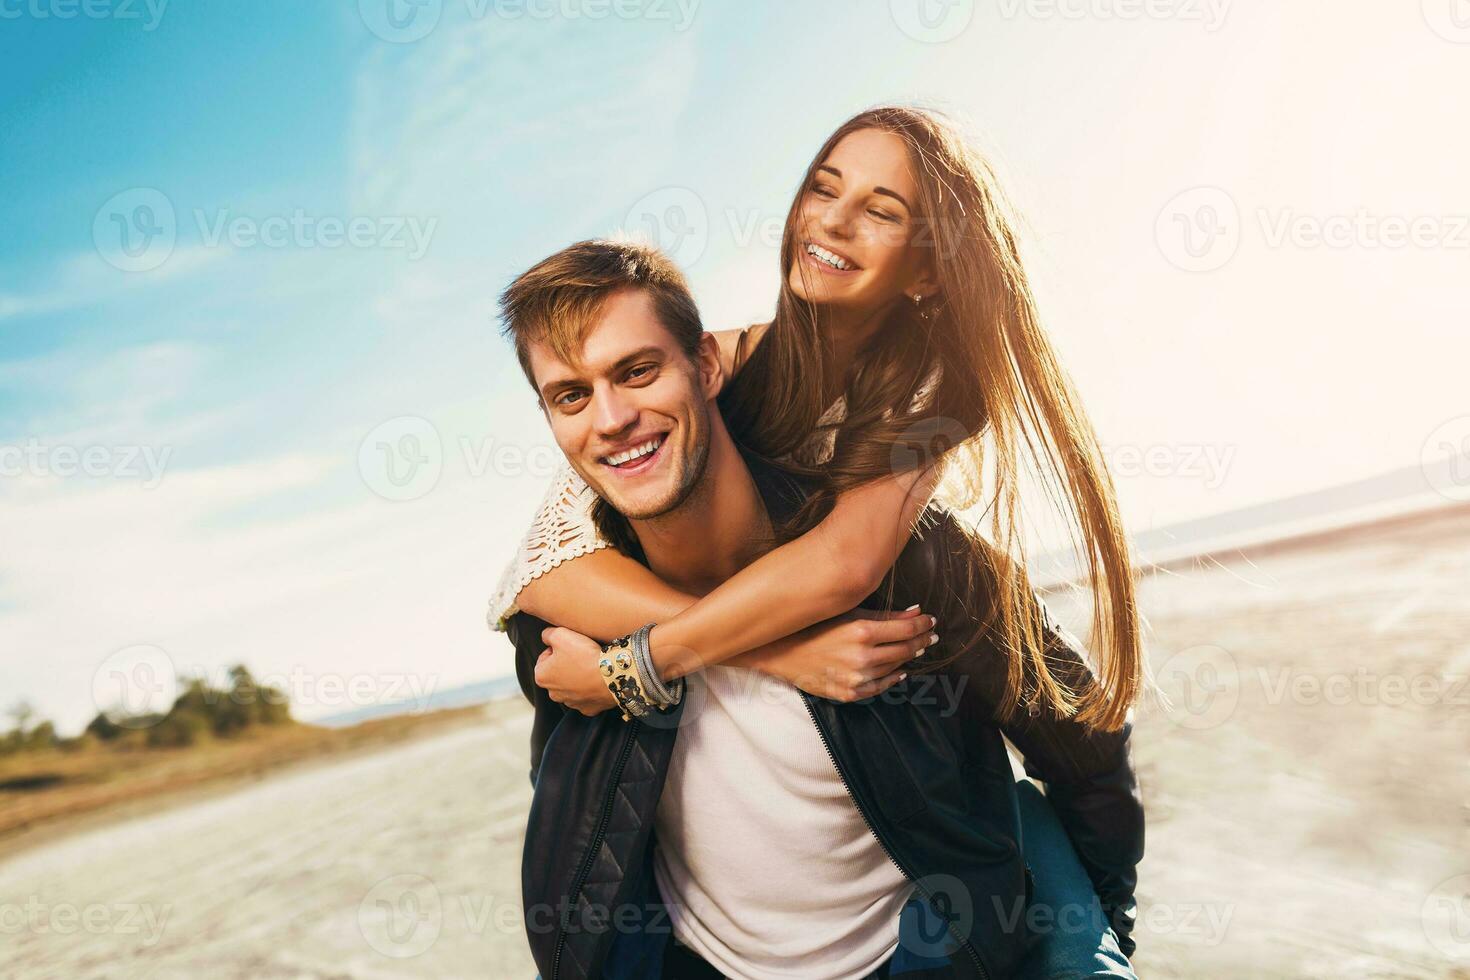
{"left": 507, "top": 455, "right": 1144, "bottom": 979}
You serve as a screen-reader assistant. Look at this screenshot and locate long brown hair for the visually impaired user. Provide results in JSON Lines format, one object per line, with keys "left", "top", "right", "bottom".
{"left": 719, "top": 105, "right": 1143, "bottom": 732}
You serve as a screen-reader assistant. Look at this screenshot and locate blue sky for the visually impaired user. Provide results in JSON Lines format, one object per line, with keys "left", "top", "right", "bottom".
{"left": 3, "top": 1, "right": 1467, "bottom": 733}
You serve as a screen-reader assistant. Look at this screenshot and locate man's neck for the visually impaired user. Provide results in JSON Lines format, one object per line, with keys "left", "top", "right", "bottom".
{"left": 629, "top": 417, "right": 772, "bottom": 597}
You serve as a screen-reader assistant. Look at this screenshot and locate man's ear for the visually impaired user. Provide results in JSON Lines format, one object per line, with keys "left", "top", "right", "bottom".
{"left": 696, "top": 332, "right": 725, "bottom": 399}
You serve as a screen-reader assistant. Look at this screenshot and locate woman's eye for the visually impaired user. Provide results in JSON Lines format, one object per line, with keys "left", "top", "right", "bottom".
{"left": 868, "top": 208, "right": 898, "bottom": 223}
{"left": 810, "top": 183, "right": 836, "bottom": 199}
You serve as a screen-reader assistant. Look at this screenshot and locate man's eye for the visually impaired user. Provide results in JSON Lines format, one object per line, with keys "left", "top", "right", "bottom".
{"left": 626, "top": 365, "right": 655, "bottom": 381}
{"left": 556, "top": 391, "right": 586, "bottom": 407}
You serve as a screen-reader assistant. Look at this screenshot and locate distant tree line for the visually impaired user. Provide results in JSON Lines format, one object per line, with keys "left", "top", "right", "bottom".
{"left": 3, "top": 665, "right": 293, "bottom": 755}
{"left": 0, "top": 701, "right": 56, "bottom": 754}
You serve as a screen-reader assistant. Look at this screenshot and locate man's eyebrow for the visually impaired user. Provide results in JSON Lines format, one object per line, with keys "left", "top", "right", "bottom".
{"left": 538, "top": 375, "right": 579, "bottom": 401}
{"left": 537, "top": 345, "right": 666, "bottom": 400}
{"left": 609, "top": 345, "right": 667, "bottom": 371}
{"left": 815, "top": 165, "right": 913, "bottom": 214}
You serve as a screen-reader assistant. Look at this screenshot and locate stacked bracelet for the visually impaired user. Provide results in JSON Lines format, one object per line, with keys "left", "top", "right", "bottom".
{"left": 630, "top": 624, "right": 682, "bottom": 708}
{"left": 599, "top": 623, "right": 683, "bottom": 722}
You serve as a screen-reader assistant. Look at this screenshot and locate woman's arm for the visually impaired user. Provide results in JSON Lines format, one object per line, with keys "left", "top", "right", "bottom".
{"left": 535, "top": 604, "right": 936, "bottom": 714}
{"left": 528, "top": 460, "right": 943, "bottom": 708}
{"left": 520, "top": 461, "right": 938, "bottom": 643}
{"left": 517, "top": 546, "right": 696, "bottom": 641}
{"left": 646, "top": 461, "right": 943, "bottom": 679}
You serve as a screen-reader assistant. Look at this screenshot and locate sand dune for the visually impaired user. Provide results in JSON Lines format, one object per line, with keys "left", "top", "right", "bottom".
{"left": 3, "top": 506, "right": 1467, "bottom": 978}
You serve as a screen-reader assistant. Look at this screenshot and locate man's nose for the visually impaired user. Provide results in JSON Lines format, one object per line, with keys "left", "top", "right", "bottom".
{"left": 591, "top": 386, "right": 639, "bottom": 439}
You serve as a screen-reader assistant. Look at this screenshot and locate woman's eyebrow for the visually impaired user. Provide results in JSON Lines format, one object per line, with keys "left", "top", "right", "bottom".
{"left": 815, "top": 165, "right": 912, "bottom": 214}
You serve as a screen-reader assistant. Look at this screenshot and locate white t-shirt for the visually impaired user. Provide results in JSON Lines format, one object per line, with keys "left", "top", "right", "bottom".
{"left": 651, "top": 665, "right": 915, "bottom": 980}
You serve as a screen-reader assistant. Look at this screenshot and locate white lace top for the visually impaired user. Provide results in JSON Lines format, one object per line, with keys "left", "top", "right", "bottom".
{"left": 486, "top": 366, "right": 939, "bottom": 632}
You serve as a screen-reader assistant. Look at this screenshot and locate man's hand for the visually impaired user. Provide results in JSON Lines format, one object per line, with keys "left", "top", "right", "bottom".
{"left": 534, "top": 626, "right": 618, "bottom": 716}
{"left": 741, "top": 606, "right": 938, "bottom": 702}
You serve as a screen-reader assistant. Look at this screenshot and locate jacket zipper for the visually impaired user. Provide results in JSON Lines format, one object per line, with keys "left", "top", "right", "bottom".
{"left": 550, "top": 720, "right": 639, "bottom": 980}
{"left": 799, "top": 693, "right": 990, "bottom": 980}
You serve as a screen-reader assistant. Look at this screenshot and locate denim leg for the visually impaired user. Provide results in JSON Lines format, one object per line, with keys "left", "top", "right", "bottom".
{"left": 1013, "top": 778, "right": 1137, "bottom": 980}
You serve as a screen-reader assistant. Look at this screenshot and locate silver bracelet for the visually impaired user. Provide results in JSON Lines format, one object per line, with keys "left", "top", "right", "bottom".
{"left": 630, "top": 623, "right": 683, "bottom": 709}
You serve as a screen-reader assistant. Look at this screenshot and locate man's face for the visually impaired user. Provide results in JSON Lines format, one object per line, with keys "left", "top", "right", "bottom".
{"left": 527, "top": 289, "right": 720, "bottom": 522}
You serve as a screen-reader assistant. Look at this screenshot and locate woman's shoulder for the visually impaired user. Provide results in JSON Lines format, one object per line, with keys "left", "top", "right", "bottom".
{"left": 712, "top": 321, "right": 772, "bottom": 380}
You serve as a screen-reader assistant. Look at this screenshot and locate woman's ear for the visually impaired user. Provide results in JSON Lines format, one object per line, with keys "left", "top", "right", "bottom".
{"left": 907, "top": 262, "right": 940, "bottom": 303}
{"left": 697, "top": 331, "right": 725, "bottom": 399}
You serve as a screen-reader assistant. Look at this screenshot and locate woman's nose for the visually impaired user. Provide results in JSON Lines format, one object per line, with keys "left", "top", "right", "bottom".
{"left": 819, "top": 198, "right": 856, "bottom": 240}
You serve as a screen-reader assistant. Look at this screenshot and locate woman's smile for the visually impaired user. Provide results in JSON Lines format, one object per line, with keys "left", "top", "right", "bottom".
{"left": 803, "top": 240, "right": 862, "bottom": 274}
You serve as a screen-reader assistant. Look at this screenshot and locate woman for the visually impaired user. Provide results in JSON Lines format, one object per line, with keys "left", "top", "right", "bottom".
{"left": 492, "top": 105, "right": 1143, "bottom": 975}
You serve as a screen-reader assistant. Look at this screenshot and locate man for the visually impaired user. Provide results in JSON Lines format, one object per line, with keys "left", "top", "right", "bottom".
{"left": 500, "top": 240, "right": 1143, "bottom": 980}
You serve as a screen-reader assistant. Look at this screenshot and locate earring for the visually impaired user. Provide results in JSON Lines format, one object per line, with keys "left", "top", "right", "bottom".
{"left": 910, "top": 292, "right": 935, "bottom": 321}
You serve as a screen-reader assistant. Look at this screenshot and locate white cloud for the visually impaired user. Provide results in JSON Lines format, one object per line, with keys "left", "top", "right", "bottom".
{"left": 0, "top": 444, "right": 538, "bottom": 735}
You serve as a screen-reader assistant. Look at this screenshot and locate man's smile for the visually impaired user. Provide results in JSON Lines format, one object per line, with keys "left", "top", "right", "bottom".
{"left": 598, "top": 432, "right": 669, "bottom": 475}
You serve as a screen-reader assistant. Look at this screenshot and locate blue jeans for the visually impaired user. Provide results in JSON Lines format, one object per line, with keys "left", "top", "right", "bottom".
{"left": 880, "top": 778, "right": 1137, "bottom": 979}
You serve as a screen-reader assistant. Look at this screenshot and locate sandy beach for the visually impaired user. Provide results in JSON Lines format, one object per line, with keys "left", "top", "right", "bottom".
{"left": 3, "top": 504, "right": 1467, "bottom": 978}
{"left": 1120, "top": 501, "right": 1470, "bottom": 978}
{"left": 0, "top": 701, "right": 540, "bottom": 979}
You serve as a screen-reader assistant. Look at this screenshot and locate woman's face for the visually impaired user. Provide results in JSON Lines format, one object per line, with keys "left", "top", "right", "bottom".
{"left": 787, "top": 127, "right": 937, "bottom": 313}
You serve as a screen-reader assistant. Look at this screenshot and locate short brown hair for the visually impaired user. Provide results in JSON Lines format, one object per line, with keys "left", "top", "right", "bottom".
{"left": 499, "top": 239, "right": 704, "bottom": 395}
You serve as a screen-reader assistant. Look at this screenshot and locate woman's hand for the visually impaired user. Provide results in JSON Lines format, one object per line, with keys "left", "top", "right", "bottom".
{"left": 743, "top": 606, "right": 938, "bottom": 702}
{"left": 534, "top": 626, "right": 618, "bottom": 715}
